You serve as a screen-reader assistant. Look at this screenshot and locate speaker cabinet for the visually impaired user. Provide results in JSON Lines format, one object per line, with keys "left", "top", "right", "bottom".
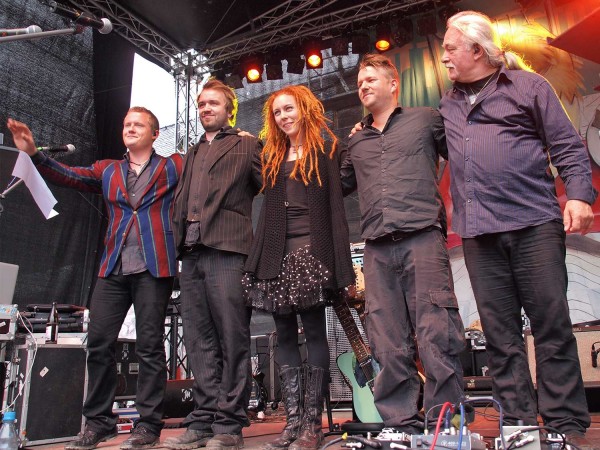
{"left": 325, "top": 305, "right": 370, "bottom": 402}
{"left": 115, "top": 339, "right": 138, "bottom": 400}
{"left": 525, "top": 326, "right": 600, "bottom": 387}
{"left": 3, "top": 342, "right": 87, "bottom": 446}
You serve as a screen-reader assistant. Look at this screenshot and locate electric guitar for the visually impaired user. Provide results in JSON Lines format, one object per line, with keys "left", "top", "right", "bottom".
{"left": 333, "top": 291, "right": 383, "bottom": 423}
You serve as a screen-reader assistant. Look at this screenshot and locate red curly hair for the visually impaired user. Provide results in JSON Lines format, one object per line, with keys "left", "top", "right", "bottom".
{"left": 259, "top": 85, "right": 337, "bottom": 189}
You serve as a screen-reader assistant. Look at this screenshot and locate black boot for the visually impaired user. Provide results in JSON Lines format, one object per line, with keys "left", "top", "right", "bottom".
{"left": 264, "top": 366, "right": 303, "bottom": 449}
{"left": 289, "top": 365, "right": 326, "bottom": 450}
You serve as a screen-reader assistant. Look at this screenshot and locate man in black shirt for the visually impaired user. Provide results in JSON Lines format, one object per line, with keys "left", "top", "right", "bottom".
{"left": 341, "top": 54, "right": 465, "bottom": 433}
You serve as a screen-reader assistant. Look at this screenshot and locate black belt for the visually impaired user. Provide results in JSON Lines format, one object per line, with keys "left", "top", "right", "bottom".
{"left": 368, "top": 226, "right": 437, "bottom": 243}
{"left": 182, "top": 243, "right": 206, "bottom": 253}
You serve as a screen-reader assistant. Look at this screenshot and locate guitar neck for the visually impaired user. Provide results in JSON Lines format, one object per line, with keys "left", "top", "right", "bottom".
{"left": 333, "top": 301, "right": 372, "bottom": 370}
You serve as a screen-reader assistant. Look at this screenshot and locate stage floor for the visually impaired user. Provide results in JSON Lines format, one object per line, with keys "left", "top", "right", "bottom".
{"left": 24, "top": 409, "right": 600, "bottom": 450}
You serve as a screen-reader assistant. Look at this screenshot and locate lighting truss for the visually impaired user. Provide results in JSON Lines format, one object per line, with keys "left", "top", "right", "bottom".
{"left": 60, "top": 0, "right": 185, "bottom": 70}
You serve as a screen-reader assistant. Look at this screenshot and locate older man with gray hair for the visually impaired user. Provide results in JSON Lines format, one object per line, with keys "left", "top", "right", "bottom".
{"left": 439, "top": 10, "right": 597, "bottom": 448}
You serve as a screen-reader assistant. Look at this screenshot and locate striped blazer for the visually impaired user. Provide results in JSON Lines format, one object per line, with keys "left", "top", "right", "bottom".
{"left": 32, "top": 151, "right": 183, "bottom": 278}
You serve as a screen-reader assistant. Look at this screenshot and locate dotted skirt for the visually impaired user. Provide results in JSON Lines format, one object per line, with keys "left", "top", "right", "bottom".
{"left": 242, "top": 244, "right": 332, "bottom": 315}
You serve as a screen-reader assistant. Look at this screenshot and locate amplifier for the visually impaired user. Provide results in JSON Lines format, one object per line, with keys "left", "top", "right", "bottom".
{"left": 525, "top": 326, "right": 600, "bottom": 387}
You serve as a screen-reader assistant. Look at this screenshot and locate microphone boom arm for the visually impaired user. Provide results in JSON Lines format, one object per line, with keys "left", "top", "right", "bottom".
{"left": 0, "top": 26, "right": 82, "bottom": 44}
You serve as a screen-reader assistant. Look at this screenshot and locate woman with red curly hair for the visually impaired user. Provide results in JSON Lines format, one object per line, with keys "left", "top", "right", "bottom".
{"left": 243, "top": 85, "right": 354, "bottom": 450}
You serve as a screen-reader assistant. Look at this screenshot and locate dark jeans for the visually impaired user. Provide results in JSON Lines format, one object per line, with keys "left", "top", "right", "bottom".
{"left": 462, "top": 221, "right": 590, "bottom": 433}
{"left": 84, "top": 272, "right": 173, "bottom": 435}
{"left": 363, "top": 228, "right": 465, "bottom": 432}
{"left": 179, "top": 246, "right": 252, "bottom": 435}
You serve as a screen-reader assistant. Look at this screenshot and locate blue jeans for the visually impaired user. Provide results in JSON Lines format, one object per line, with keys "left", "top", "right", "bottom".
{"left": 363, "top": 228, "right": 465, "bottom": 432}
{"left": 463, "top": 220, "right": 590, "bottom": 433}
{"left": 179, "top": 246, "right": 252, "bottom": 435}
{"left": 84, "top": 271, "right": 172, "bottom": 435}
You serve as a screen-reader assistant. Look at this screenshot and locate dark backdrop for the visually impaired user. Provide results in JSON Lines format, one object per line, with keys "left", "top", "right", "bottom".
{"left": 0, "top": 0, "right": 135, "bottom": 309}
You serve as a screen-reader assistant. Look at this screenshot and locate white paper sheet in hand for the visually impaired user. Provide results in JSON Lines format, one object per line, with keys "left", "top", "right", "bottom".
{"left": 11, "top": 152, "right": 58, "bottom": 219}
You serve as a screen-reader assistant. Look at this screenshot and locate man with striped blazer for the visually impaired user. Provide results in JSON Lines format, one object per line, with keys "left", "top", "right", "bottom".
{"left": 8, "top": 107, "right": 182, "bottom": 450}
{"left": 166, "top": 79, "right": 261, "bottom": 450}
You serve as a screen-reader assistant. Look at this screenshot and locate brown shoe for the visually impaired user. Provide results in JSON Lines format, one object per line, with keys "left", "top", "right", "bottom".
{"left": 64, "top": 427, "right": 118, "bottom": 450}
{"left": 205, "top": 434, "right": 244, "bottom": 450}
{"left": 120, "top": 426, "right": 159, "bottom": 449}
{"left": 565, "top": 433, "right": 600, "bottom": 450}
{"left": 164, "top": 429, "right": 214, "bottom": 450}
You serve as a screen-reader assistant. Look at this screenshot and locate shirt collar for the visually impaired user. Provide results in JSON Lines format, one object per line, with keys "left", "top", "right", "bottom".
{"left": 362, "top": 106, "right": 403, "bottom": 129}
{"left": 123, "top": 149, "right": 156, "bottom": 163}
{"left": 200, "top": 125, "right": 234, "bottom": 143}
{"left": 452, "top": 66, "right": 509, "bottom": 94}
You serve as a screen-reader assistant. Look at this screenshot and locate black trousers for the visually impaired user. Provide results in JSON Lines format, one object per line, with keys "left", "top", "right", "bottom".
{"left": 83, "top": 272, "right": 173, "bottom": 435}
{"left": 463, "top": 221, "right": 590, "bottom": 433}
{"left": 179, "top": 246, "right": 252, "bottom": 435}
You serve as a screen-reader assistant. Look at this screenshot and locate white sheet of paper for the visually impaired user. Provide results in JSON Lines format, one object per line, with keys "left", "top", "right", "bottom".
{"left": 11, "top": 152, "right": 58, "bottom": 219}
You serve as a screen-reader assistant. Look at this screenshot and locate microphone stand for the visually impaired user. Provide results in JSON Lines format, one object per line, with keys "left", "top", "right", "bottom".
{"left": 0, "top": 178, "right": 24, "bottom": 218}
{"left": 0, "top": 26, "right": 83, "bottom": 44}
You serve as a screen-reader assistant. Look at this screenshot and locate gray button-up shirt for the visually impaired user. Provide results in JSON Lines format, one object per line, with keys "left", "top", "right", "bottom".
{"left": 341, "top": 106, "right": 447, "bottom": 240}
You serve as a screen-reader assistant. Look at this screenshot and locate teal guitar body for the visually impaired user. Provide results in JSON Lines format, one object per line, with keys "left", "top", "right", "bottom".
{"left": 337, "top": 351, "right": 382, "bottom": 423}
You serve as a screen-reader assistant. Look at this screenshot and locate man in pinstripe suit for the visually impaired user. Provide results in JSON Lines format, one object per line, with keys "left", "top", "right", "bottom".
{"left": 8, "top": 107, "right": 183, "bottom": 449}
{"left": 166, "top": 79, "right": 262, "bottom": 450}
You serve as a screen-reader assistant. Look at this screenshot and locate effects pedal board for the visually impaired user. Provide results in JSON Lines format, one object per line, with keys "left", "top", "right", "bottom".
{"left": 410, "top": 433, "right": 487, "bottom": 450}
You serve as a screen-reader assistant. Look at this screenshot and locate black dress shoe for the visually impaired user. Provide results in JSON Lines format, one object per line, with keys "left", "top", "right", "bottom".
{"left": 64, "top": 427, "right": 118, "bottom": 450}
{"left": 120, "top": 426, "right": 160, "bottom": 449}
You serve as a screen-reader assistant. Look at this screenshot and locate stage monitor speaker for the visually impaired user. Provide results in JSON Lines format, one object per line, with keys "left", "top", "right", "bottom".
{"left": 4, "top": 342, "right": 87, "bottom": 446}
{"left": 525, "top": 325, "right": 600, "bottom": 387}
{"left": 163, "top": 379, "right": 194, "bottom": 419}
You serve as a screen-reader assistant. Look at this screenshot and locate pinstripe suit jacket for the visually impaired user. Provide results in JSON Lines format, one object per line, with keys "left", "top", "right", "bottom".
{"left": 172, "top": 129, "right": 262, "bottom": 257}
{"left": 32, "top": 151, "right": 183, "bottom": 278}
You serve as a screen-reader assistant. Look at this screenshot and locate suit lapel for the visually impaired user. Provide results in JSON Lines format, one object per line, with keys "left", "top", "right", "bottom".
{"left": 206, "top": 135, "right": 240, "bottom": 171}
{"left": 115, "top": 160, "right": 129, "bottom": 202}
{"left": 140, "top": 156, "right": 166, "bottom": 198}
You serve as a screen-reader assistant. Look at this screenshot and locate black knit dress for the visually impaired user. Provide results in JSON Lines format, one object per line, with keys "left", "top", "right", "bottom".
{"left": 242, "top": 145, "right": 354, "bottom": 315}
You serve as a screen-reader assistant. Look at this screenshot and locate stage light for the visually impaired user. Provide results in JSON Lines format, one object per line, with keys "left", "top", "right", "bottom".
{"left": 304, "top": 41, "right": 323, "bottom": 69}
{"left": 393, "top": 18, "right": 413, "bottom": 48}
{"left": 330, "top": 36, "right": 349, "bottom": 56}
{"left": 286, "top": 56, "right": 305, "bottom": 75}
{"left": 242, "top": 57, "right": 263, "bottom": 83}
{"left": 351, "top": 33, "right": 370, "bottom": 54}
{"left": 305, "top": 50, "right": 322, "bottom": 69}
{"left": 265, "top": 61, "right": 283, "bottom": 80}
{"left": 375, "top": 23, "right": 393, "bottom": 52}
{"left": 225, "top": 73, "right": 244, "bottom": 90}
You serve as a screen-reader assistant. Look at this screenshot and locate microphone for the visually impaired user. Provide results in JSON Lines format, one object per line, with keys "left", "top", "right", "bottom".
{"left": 37, "top": 144, "right": 76, "bottom": 153}
{"left": 0, "top": 25, "right": 42, "bottom": 37}
{"left": 49, "top": 1, "right": 113, "bottom": 34}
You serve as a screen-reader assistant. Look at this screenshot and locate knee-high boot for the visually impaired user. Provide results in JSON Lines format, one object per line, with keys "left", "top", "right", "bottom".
{"left": 264, "top": 366, "right": 303, "bottom": 449}
{"left": 289, "top": 365, "right": 326, "bottom": 450}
